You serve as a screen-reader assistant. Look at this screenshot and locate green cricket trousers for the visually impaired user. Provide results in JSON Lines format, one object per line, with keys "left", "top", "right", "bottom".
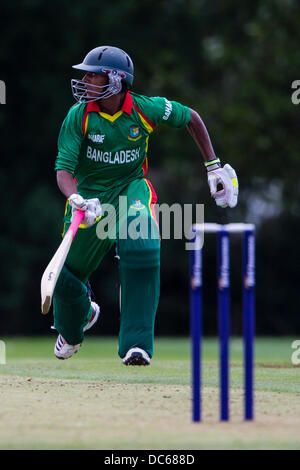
{"left": 53, "top": 178, "right": 160, "bottom": 358}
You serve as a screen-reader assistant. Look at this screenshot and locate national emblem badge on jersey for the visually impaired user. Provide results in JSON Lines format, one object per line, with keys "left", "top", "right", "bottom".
{"left": 128, "top": 125, "right": 142, "bottom": 141}
{"left": 130, "top": 199, "right": 145, "bottom": 210}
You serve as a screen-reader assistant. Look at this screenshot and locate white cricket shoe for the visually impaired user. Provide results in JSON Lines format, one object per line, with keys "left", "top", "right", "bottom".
{"left": 122, "top": 347, "right": 151, "bottom": 366}
{"left": 54, "top": 301, "right": 100, "bottom": 360}
{"left": 54, "top": 334, "right": 81, "bottom": 360}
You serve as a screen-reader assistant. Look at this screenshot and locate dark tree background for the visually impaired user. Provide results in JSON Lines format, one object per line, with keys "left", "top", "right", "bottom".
{"left": 1, "top": 0, "right": 299, "bottom": 336}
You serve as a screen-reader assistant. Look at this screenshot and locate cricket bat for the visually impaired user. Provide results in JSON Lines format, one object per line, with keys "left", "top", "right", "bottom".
{"left": 41, "top": 210, "right": 85, "bottom": 314}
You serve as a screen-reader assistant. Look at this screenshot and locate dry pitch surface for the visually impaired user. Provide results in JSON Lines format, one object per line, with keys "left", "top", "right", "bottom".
{"left": 0, "top": 376, "right": 300, "bottom": 450}
{"left": 0, "top": 337, "right": 299, "bottom": 450}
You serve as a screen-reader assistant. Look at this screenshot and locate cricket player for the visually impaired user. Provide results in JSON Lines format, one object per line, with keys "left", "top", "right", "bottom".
{"left": 53, "top": 46, "right": 238, "bottom": 364}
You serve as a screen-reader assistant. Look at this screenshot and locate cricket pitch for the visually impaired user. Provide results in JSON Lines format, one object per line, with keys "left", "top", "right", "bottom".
{"left": 0, "top": 375, "right": 299, "bottom": 450}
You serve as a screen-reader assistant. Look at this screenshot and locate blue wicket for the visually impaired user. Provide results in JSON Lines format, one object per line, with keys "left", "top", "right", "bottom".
{"left": 217, "top": 229, "right": 230, "bottom": 421}
{"left": 243, "top": 229, "right": 255, "bottom": 420}
{"left": 189, "top": 226, "right": 202, "bottom": 422}
{"left": 189, "top": 223, "right": 255, "bottom": 422}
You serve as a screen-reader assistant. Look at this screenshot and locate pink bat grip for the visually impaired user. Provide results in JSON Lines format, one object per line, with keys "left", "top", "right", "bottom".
{"left": 66, "top": 210, "right": 85, "bottom": 240}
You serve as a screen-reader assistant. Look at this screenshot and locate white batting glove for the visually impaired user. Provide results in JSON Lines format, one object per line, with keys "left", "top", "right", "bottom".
{"left": 69, "top": 193, "right": 87, "bottom": 211}
{"left": 207, "top": 163, "right": 239, "bottom": 208}
{"left": 83, "top": 198, "right": 103, "bottom": 227}
{"left": 69, "top": 194, "right": 102, "bottom": 228}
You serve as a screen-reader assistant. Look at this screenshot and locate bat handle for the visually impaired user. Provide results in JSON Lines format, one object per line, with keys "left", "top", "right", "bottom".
{"left": 67, "top": 209, "right": 85, "bottom": 240}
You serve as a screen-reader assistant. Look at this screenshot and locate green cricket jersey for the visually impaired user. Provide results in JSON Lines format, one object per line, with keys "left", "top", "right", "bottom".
{"left": 55, "top": 91, "right": 191, "bottom": 194}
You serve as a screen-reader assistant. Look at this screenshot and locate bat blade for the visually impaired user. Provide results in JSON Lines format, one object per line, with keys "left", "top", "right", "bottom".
{"left": 41, "top": 230, "right": 73, "bottom": 314}
{"left": 40, "top": 210, "right": 85, "bottom": 314}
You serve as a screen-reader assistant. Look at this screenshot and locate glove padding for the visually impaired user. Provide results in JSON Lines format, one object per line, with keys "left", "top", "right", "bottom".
{"left": 69, "top": 193, "right": 102, "bottom": 228}
{"left": 207, "top": 164, "right": 239, "bottom": 208}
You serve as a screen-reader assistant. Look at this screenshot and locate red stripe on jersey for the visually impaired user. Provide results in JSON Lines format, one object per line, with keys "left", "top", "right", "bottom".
{"left": 82, "top": 107, "right": 88, "bottom": 135}
{"left": 144, "top": 178, "right": 159, "bottom": 232}
{"left": 142, "top": 157, "right": 148, "bottom": 177}
{"left": 132, "top": 102, "right": 156, "bottom": 130}
{"left": 145, "top": 178, "right": 158, "bottom": 205}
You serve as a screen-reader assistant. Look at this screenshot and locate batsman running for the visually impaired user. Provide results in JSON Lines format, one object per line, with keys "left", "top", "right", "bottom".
{"left": 51, "top": 45, "right": 239, "bottom": 364}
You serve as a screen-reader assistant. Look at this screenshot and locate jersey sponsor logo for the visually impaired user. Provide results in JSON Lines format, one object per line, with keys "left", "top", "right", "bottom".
{"left": 162, "top": 98, "right": 172, "bottom": 121}
{"left": 130, "top": 199, "right": 145, "bottom": 210}
{"left": 86, "top": 145, "right": 141, "bottom": 164}
{"left": 87, "top": 133, "right": 105, "bottom": 143}
{"left": 128, "top": 125, "right": 142, "bottom": 141}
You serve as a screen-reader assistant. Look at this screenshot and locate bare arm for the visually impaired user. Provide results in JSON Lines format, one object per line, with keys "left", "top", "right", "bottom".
{"left": 56, "top": 170, "right": 78, "bottom": 199}
{"left": 187, "top": 109, "right": 239, "bottom": 208}
{"left": 186, "top": 108, "right": 218, "bottom": 163}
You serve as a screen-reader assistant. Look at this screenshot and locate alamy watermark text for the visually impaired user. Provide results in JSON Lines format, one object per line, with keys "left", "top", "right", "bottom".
{"left": 0, "top": 80, "right": 6, "bottom": 104}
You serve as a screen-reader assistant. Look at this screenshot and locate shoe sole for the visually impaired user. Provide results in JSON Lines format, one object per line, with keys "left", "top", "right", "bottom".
{"left": 55, "top": 349, "right": 79, "bottom": 360}
{"left": 123, "top": 352, "right": 150, "bottom": 366}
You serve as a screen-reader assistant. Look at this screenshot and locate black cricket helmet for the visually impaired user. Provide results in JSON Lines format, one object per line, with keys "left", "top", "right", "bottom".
{"left": 71, "top": 46, "right": 134, "bottom": 103}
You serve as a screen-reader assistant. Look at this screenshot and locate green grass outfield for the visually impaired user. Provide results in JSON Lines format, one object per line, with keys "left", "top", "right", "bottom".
{"left": 0, "top": 336, "right": 299, "bottom": 450}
